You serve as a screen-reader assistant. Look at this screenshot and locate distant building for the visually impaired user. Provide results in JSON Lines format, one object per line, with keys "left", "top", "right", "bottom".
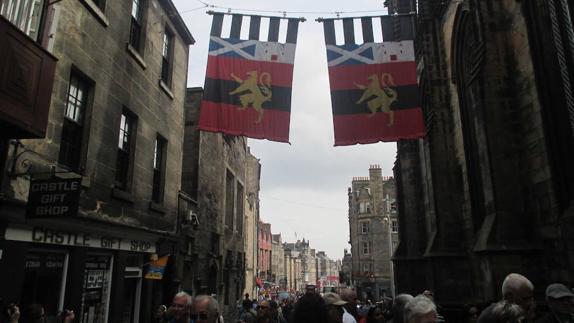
{"left": 244, "top": 151, "right": 261, "bottom": 298}
{"left": 0, "top": 1, "right": 193, "bottom": 321}
{"left": 348, "top": 165, "right": 397, "bottom": 301}
{"left": 258, "top": 221, "right": 272, "bottom": 282}
{"left": 271, "top": 234, "right": 286, "bottom": 288}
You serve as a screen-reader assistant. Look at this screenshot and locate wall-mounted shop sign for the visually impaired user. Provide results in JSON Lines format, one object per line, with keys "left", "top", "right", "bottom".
{"left": 5, "top": 225, "right": 156, "bottom": 253}
{"left": 27, "top": 177, "right": 82, "bottom": 218}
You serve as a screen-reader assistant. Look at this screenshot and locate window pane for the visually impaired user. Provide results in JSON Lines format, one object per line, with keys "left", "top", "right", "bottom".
{"left": 1, "top": 0, "right": 45, "bottom": 41}
{"left": 131, "top": 0, "right": 140, "bottom": 20}
{"left": 60, "top": 72, "right": 89, "bottom": 170}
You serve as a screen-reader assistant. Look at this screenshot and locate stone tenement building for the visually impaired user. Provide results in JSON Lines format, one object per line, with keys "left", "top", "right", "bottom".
{"left": 348, "top": 165, "right": 397, "bottom": 301}
{"left": 258, "top": 221, "right": 272, "bottom": 283}
{"left": 315, "top": 251, "right": 341, "bottom": 292}
{"left": 390, "top": 0, "right": 574, "bottom": 317}
{"left": 244, "top": 151, "right": 261, "bottom": 298}
{"left": 183, "top": 87, "right": 254, "bottom": 319}
{"left": 271, "top": 234, "right": 286, "bottom": 288}
{"left": 0, "top": 1, "right": 193, "bottom": 322}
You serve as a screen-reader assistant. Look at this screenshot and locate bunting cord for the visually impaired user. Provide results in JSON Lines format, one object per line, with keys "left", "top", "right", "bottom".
{"left": 183, "top": 0, "right": 392, "bottom": 18}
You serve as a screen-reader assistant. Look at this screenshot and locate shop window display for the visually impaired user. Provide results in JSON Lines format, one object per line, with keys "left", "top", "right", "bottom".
{"left": 80, "top": 254, "right": 113, "bottom": 323}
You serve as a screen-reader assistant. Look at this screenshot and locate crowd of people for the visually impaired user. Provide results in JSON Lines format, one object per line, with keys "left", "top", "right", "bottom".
{"left": 1, "top": 273, "right": 572, "bottom": 323}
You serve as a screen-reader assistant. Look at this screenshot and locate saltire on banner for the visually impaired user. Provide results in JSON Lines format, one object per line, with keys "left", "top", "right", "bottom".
{"left": 199, "top": 12, "right": 302, "bottom": 143}
{"left": 321, "top": 15, "right": 425, "bottom": 146}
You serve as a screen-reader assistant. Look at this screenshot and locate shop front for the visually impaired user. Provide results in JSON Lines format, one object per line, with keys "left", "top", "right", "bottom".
{"left": 0, "top": 223, "right": 174, "bottom": 323}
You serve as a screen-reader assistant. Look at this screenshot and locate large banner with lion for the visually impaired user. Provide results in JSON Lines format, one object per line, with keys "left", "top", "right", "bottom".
{"left": 321, "top": 16, "right": 425, "bottom": 146}
{"left": 199, "top": 13, "right": 301, "bottom": 143}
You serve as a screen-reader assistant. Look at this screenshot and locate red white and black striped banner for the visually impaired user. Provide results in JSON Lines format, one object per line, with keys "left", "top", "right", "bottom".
{"left": 199, "top": 12, "right": 302, "bottom": 143}
{"left": 321, "top": 15, "right": 425, "bottom": 146}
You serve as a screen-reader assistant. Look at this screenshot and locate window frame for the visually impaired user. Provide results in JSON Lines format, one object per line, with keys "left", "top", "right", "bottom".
{"left": 360, "top": 221, "right": 370, "bottom": 234}
{"left": 362, "top": 241, "right": 371, "bottom": 255}
{"left": 151, "top": 134, "right": 167, "bottom": 203}
{"left": 115, "top": 109, "right": 137, "bottom": 191}
{"left": 1, "top": 0, "right": 47, "bottom": 42}
{"left": 161, "top": 25, "right": 174, "bottom": 86}
{"left": 58, "top": 68, "right": 93, "bottom": 173}
{"left": 129, "top": 0, "right": 145, "bottom": 53}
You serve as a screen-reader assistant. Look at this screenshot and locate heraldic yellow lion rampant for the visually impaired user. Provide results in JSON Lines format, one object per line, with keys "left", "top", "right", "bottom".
{"left": 229, "top": 71, "right": 272, "bottom": 123}
{"left": 354, "top": 73, "right": 398, "bottom": 126}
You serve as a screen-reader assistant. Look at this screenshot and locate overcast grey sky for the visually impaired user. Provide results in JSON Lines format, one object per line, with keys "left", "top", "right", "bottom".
{"left": 173, "top": 0, "right": 396, "bottom": 260}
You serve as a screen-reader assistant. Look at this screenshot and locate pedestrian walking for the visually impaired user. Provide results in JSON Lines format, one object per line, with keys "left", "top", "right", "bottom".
{"left": 340, "top": 289, "right": 360, "bottom": 322}
{"left": 535, "top": 283, "right": 574, "bottom": 323}
{"left": 239, "top": 299, "right": 256, "bottom": 323}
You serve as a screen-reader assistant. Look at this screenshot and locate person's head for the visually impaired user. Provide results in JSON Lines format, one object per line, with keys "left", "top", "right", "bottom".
{"left": 171, "top": 292, "right": 192, "bottom": 321}
{"left": 323, "top": 292, "right": 346, "bottom": 323}
{"left": 257, "top": 300, "right": 271, "bottom": 320}
{"left": 192, "top": 295, "right": 220, "bottom": 323}
{"left": 391, "top": 294, "right": 414, "bottom": 323}
{"left": 490, "top": 301, "right": 526, "bottom": 323}
{"left": 245, "top": 293, "right": 250, "bottom": 300}
{"left": 501, "top": 273, "right": 535, "bottom": 320}
{"left": 306, "top": 285, "right": 316, "bottom": 295}
{"left": 292, "top": 293, "right": 329, "bottom": 323}
{"left": 404, "top": 295, "right": 437, "bottom": 323}
{"left": 366, "top": 305, "right": 386, "bottom": 323}
{"left": 545, "top": 283, "right": 574, "bottom": 316}
{"left": 340, "top": 289, "right": 358, "bottom": 306}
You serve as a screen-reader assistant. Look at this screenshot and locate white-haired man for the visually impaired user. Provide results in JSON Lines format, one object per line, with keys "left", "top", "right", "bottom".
{"left": 192, "top": 295, "right": 223, "bottom": 323}
{"left": 168, "top": 291, "right": 193, "bottom": 323}
{"left": 404, "top": 295, "right": 438, "bottom": 323}
{"left": 478, "top": 273, "right": 536, "bottom": 322}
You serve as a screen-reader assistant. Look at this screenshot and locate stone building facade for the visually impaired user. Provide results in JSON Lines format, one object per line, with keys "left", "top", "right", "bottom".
{"left": 391, "top": 0, "right": 574, "bottom": 318}
{"left": 182, "top": 87, "right": 252, "bottom": 319}
{"left": 244, "top": 151, "right": 261, "bottom": 298}
{"left": 348, "top": 165, "right": 396, "bottom": 300}
{"left": 0, "top": 1, "right": 193, "bottom": 322}
{"left": 258, "top": 221, "right": 272, "bottom": 283}
{"left": 271, "top": 234, "right": 286, "bottom": 288}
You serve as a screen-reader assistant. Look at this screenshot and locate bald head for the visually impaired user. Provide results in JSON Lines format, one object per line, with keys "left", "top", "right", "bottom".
{"left": 502, "top": 273, "right": 534, "bottom": 300}
{"left": 501, "top": 273, "right": 535, "bottom": 320}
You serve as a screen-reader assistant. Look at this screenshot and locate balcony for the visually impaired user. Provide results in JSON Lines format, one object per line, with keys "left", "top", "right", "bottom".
{"left": 0, "top": 15, "right": 57, "bottom": 139}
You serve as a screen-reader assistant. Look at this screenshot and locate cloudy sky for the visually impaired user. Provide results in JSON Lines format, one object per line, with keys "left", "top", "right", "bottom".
{"left": 173, "top": 0, "right": 395, "bottom": 260}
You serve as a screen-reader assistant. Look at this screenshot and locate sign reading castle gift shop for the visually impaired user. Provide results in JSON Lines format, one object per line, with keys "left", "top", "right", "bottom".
{"left": 27, "top": 177, "right": 82, "bottom": 218}
{"left": 5, "top": 226, "right": 157, "bottom": 253}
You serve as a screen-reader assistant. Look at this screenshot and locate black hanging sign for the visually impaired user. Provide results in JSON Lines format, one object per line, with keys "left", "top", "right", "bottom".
{"left": 27, "top": 177, "right": 82, "bottom": 218}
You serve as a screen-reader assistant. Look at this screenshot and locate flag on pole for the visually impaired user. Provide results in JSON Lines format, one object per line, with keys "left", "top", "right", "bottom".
{"left": 322, "top": 16, "right": 425, "bottom": 146}
{"left": 199, "top": 13, "right": 302, "bottom": 143}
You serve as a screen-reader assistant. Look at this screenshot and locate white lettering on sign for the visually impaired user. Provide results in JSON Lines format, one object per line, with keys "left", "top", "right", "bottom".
{"left": 30, "top": 181, "right": 80, "bottom": 192}
{"left": 5, "top": 226, "right": 156, "bottom": 253}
